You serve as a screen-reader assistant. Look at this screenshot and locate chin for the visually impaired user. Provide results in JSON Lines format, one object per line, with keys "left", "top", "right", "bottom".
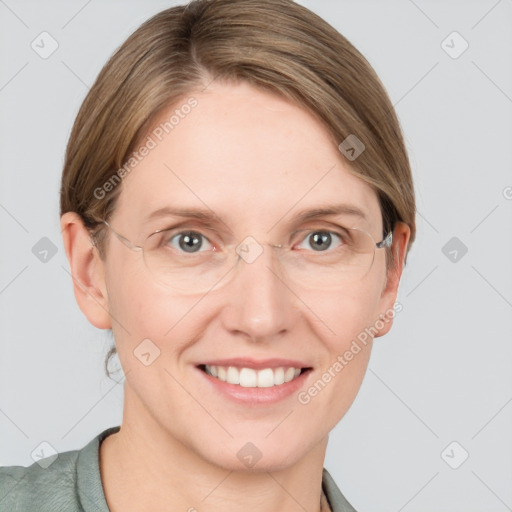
{"left": 191, "top": 430, "right": 322, "bottom": 473}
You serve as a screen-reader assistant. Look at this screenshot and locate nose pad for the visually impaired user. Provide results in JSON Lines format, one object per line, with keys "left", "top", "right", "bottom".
{"left": 235, "top": 236, "right": 265, "bottom": 265}
{"left": 234, "top": 237, "right": 288, "bottom": 284}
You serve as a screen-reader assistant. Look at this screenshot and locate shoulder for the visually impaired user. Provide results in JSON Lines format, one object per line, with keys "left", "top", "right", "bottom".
{"left": 0, "top": 426, "right": 120, "bottom": 512}
{"left": 0, "top": 448, "right": 82, "bottom": 512}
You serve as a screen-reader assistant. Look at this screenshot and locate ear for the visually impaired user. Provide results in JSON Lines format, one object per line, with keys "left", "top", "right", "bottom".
{"left": 374, "top": 222, "right": 410, "bottom": 338}
{"left": 60, "top": 212, "right": 112, "bottom": 329}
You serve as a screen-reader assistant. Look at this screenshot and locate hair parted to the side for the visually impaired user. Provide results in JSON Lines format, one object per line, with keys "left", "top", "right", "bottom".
{"left": 60, "top": 0, "right": 416, "bottom": 378}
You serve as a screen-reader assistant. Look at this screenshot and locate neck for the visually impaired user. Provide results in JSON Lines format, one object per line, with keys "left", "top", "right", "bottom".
{"left": 99, "top": 390, "right": 329, "bottom": 512}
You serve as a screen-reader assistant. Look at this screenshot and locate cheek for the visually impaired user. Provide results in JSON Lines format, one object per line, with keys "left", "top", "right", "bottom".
{"left": 300, "top": 282, "right": 382, "bottom": 417}
{"left": 310, "top": 278, "right": 383, "bottom": 347}
{"left": 105, "top": 261, "right": 213, "bottom": 371}
{"left": 105, "top": 258, "right": 174, "bottom": 348}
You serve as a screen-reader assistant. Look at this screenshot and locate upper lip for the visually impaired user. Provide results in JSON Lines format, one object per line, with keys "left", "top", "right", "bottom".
{"left": 197, "top": 358, "right": 311, "bottom": 370}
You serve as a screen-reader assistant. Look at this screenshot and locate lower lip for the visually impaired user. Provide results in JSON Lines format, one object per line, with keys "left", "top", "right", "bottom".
{"left": 197, "top": 367, "right": 311, "bottom": 405}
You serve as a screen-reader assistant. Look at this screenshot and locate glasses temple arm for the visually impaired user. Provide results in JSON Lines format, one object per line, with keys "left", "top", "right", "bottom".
{"left": 376, "top": 231, "right": 393, "bottom": 249}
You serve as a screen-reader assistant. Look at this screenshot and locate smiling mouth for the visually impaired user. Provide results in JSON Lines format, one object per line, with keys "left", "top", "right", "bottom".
{"left": 198, "top": 365, "right": 311, "bottom": 388}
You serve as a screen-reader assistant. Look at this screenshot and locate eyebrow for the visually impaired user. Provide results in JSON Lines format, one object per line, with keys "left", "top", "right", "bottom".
{"left": 289, "top": 204, "right": 367, "bottom": 223}
{"left": 143, "top": 203, "right": 368, "bottom": 227}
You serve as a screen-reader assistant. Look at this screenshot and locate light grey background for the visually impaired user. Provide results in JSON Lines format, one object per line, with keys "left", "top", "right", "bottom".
{"left": 1, "top": 1, "right": 511, "bottom": 511}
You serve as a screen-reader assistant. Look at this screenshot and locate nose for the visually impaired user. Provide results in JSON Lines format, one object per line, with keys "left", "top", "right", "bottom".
{"left": 218, "top": 242, "right": 297, "bottom": 343}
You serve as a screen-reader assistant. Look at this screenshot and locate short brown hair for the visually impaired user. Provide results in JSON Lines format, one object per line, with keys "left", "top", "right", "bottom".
{"left": 60, "top": 0, "right": 416, "bottom": 375}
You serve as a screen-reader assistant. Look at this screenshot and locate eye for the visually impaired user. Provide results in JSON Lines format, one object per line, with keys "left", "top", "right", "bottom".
{"left": 167, "top": 231, "right": 213, "bottom": 253}
{"left": 297, "top": 230, "right": 344, "bottom": 252}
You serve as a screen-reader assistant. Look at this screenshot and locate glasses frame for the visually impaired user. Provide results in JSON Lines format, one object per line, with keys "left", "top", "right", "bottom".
{"left": 94, "top": 219, "right": 394, "bottom": 287}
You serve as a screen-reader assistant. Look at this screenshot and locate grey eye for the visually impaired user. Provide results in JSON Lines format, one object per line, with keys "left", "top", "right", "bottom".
{"left": 299, "top": 231, "right": 343, "bottom": 252}
{"left": 169, "top": 231, "right": 210, "bottom": 253}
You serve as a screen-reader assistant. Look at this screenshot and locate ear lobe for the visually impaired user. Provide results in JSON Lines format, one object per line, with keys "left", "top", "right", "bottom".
{"left": 374, "top": 222, "right": 411, "bottom": 338}
{"left": 60, "top": 212, "right": 112, "bottom": 329}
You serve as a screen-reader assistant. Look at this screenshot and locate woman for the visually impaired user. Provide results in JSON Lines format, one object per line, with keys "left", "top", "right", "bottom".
{"left": 0, "top": 0, "right": 415, "bottom": 510}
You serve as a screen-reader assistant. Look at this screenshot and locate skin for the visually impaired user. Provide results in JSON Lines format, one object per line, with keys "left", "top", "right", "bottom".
{"left": 61, "top": 80, "right": 410, "bottom": 512}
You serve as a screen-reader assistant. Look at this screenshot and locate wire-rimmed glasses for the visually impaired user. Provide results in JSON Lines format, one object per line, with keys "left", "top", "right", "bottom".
{"left": 97, "top": 220, "right": 393, "bottom": 294}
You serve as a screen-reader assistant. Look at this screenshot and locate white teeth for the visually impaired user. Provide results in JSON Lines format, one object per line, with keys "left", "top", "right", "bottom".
{"left": 257, "top": 368, "right": 274, "bottom": 388}
{"left": 217, "top": 366, "right": 227, "bottom": 382}
{"left": 274, "top": 367, "right": 285, "bottom": 385}
{"left": 284, "top": 367, "right": 296, "bottom": 383}
{"left": 239, "top": 368, "right": 257, "bottom": 387}
{"left": 204, "top": 365, "right": 303, "bottom": 388}
{"left": 227, "top": 366, "right": 240, "bottom": 385}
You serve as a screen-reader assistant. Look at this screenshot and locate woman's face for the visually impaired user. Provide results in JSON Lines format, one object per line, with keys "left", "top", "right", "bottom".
{"left": 99, "top": 81, "right": 406, "bottom": 471}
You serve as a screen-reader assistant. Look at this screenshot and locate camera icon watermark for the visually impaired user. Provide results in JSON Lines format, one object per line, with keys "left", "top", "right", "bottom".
{"left": 133, "top": 338, "right": 161, "bottom": 366}
{"left": 31, "top": 31, "right": 59, "bottom": 59}
{"left": 31, "top": 441, "right": 58, "bottom": 469}
{"left": 441, "top": 236, "right": 468, "bottom": 263}
{"left": 32, "top": 237, "right": 58, "bottom": 263}
{"left": 503, "top": 186, "right": 512, "bottom": 200}
{"left": 236, "top": 236, "right": 263, "bottom": 264}
{"left": 338, "top": 134, "right": 365, "bottom": 161}
{"left": 236, "top": 442, "right": 262, "bottom": 468}
{"left": 441, "top": 31, "right": 469, "bottom": 59}
{"left": 441, "top": 441, "right": 469, "bottom": 469}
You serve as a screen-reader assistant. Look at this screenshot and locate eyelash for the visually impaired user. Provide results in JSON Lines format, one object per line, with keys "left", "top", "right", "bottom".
{"left": 160, "top": 227, "right": 349, "bottom": 253}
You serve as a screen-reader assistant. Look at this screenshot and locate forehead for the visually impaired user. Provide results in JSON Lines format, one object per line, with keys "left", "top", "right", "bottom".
{"left": 113, "top": 81, "right": 382, "bottom": 233}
